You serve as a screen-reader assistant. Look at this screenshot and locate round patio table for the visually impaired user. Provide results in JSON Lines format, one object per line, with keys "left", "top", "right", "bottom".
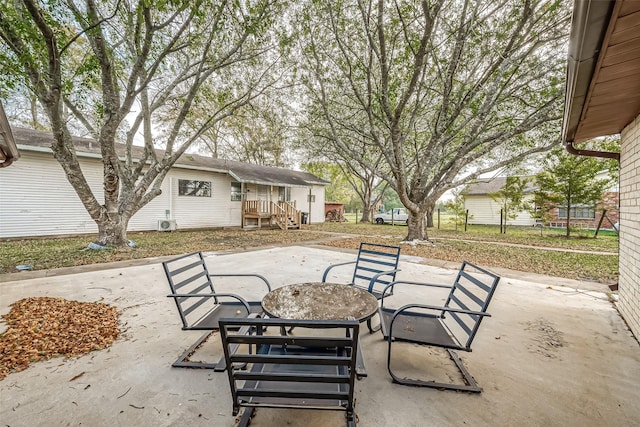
{"left": 261, "top": 282, "right": 378, "bottom": 322}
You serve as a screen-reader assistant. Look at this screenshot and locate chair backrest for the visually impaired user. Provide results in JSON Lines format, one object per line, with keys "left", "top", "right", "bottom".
{"left": 442, "top": 261, "right": 500, "bottom": 350}
{"left": 219, "top": 317, "right": 358, "bottom": 420}
{"left": 162, "top": 252, "right": 216, "bottom": 329}
{"left": 351, "top": 242, "right": 401, "bottom": 294}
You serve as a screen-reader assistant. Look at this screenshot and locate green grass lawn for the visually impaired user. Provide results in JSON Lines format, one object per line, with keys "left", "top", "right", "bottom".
{"left": 313, "top": 218, "right": 618, "bottom": 284}
{"left": 320, "top": 235, "right": 618, "bottom": 284}
{"left": 320, "top": 214, "right": 619, "bottom": 252}
{"left": 0, "top": 229, "right": 331, "bottom": 275}
{"left": 0, "top": 220, "right": 619, "bottom": 284}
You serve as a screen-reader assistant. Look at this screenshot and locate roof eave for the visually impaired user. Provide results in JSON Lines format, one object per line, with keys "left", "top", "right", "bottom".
{"left": 18, "top": 143, "right": 231, "bottom": 175}
{"left": 562, "top": 0, "right": 616, "bottom": 144}
{"left": 12, "top": 127, "right": 329, "bottom": 185}
{"left": 229, "top": 170, "right": 330, "bottom": 187}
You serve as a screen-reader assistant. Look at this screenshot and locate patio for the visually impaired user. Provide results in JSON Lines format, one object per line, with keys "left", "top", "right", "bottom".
{"left": 1, "top": 245, "right": 638, "bottom": 426}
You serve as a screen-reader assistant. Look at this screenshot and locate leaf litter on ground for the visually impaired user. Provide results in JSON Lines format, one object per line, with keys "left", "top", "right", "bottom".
{"left": 0, "top": 297, "right": 119, "bottom": 380}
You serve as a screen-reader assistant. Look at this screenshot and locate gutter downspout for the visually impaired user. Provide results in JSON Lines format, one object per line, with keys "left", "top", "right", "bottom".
{"left": 308, "top": 187, "right": 312, "bottom": 225}
{"left": 565, "top": 140, "right": 620, "bottom": 161}
{"left": 563, "top": 0, "right": 619, "bottom": 162}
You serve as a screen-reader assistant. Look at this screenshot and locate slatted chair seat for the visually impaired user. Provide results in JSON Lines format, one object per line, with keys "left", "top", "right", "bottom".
{"left": 163, "top": 251, "right": 272, "bottom": 370}
{"left": 240, "top": 345, "right": 352, "bottom": 409}
{"left": 187, "top": 300, "right": 264, "bottom": 329}
{"left": 378, "top": 261, "right": 500, "bottom": 392}
{"left": 379, "top": 308, "right": 464, "bottom": 349}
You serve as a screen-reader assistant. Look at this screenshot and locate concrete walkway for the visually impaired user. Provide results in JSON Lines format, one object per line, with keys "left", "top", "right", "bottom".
{"left": 1, "top": 246, "right": 638, "bottom": 426}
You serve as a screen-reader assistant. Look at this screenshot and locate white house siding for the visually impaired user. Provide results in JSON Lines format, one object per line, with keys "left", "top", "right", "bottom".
{"left": 464, "top": 195, "right": 535, "bottom": 226}
{"left": 0, "top": 151, "right": 104, "bottom": 238}
{"left": 243, "top": 183, "right": 285, "bottom": 203}
{"left": 167, "top": 170, "right": 239, "bottom": 229}
{"left": 0, "top": 148, "right": 327, "bottom": 238}
{"left": 291, "top": 185, "right": 325, "bottom": 224}
{"left": 1, "top": 151, "right": 240, "bottom": 238}
{"left": 618, "top": 115, "right": 640, "bottom": 339}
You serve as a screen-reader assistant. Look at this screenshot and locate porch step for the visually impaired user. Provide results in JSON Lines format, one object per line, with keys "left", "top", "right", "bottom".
{"left": 275, "top": 217, "right": 299, "bottom": 230}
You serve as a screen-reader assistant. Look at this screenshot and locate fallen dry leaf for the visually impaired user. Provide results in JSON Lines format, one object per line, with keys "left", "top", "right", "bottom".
{"left": 0, "top": 297, "right": 119, "bottom": 380}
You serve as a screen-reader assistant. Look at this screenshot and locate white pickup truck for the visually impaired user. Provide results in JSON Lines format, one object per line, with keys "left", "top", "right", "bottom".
{"left": 373, "top": 208, "right": 408, "bottom": 225}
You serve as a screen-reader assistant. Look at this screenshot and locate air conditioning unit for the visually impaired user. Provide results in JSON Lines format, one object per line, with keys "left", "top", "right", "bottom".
{"left": 157, "top": 219, "right": 177, "bottom": 231}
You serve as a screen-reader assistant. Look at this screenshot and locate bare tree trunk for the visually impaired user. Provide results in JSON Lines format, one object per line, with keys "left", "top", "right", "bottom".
{"left": 360, "top": 205, "right": 373, "bottom": 223}
{"left": 426, "top": 204, "right": 434, "bottom": 228}
{"left": 503, "top": 203, "right": 508, "bottom": 234}
{"left": 405, "top": 211, "right": 428, "bottom": 241}
{"left": 95, "top": 216, "right": 129, "bottom": 247}
{"left": 30, "top": 94, "right": 39, "bottom": 128}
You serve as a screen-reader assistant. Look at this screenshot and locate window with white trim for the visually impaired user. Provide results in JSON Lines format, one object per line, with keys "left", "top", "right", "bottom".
{"left": 558, "top": 206, "right": 595, "bottom": 219}
{"left": 231, "top": 182, "right": 242, "bottom": 201}
{"left": 278, "top": 187, "right": 291, "bottom": 202}
{"left": 178, "top": 179, "right": 211, "bottom": 197}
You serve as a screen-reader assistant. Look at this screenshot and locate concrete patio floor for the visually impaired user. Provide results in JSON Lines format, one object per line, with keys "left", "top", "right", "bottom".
{"left": 1, "top": 245, "right": 638, "bottom": 426}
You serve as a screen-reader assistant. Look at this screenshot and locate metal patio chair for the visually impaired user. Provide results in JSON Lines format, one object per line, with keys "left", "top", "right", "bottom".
{"left": 163, "top": 251, "right": 271, "bottom": 370}
{"left": 378, "top": 261, "right": 500, "bottom": 392}
{"left": 219, "top": 317, "right": 359, "bottom": 427}
{"left": 321, "top": 242, "right": 401, "bottom": 332}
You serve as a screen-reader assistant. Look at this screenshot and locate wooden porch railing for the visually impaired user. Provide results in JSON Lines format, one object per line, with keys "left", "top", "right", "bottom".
{"left": 272, "top": 203, "right": 287, "bottom": 229}
{"left": 242, "top": 200, "right": 301, "bottom": 230}
{"left": 275, "top": 201, "right": 301, "bottom": 230}
{"left": 243, "top": 200, "right": 271, "bottom": 216}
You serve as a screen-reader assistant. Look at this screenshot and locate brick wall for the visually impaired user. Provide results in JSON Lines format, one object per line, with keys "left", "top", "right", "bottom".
{"left": 600, "top": 192, "right": 620, "bottom": 227}
{"left": 618, "top": 115, "right": 640, "bottom": 339}
{"left": 546, "top": 193, "right": 620, "bottom": 230}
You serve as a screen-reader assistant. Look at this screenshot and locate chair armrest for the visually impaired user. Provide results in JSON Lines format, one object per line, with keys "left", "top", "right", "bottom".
{"left": 380, "top": 280, "right": 452, "bottom": 307}
{"left": 321, "top": 261, "right": 356, "bottom": 282}
{"left": 367, "top": 269, "right": 401, "bottom": 293}
{"left": 387, "top": 304, "right": 490, "bottom": 342}
{"left": 167, "top": 292, "right": 252, "bottom": 314}
{"left": 389, "top": 303, "right": 491, "bottom": 321}
{"left": 208, "top": 273, "right": 272, "bottom": 292}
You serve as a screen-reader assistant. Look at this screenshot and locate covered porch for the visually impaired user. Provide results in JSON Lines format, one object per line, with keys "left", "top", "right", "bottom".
{"left": 242, "top": 199, "right": 303, "bottom": 230}
{"left": 228, "top": 161, "right": 328, "bottom": 231}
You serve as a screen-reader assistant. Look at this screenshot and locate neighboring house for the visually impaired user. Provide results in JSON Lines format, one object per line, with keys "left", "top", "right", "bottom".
{"left": 546, "top": 190, "right": 620, "bottom": 230}
{"left": 546, "top": 170, "right": 620, "bottom": 230}
{"left": 464, "top": 177, "right": 537, "bottom": 226}
{"left": 563, "top": 0, "right": 640, "bottom": 337}
{"left": 0, "top": 127, "right": 329, "bottom": 238}
{"left": 465, "top": 175, "right": 620, "bottom": 230}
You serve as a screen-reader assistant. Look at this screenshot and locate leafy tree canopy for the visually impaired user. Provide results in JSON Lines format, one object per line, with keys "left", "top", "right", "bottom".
{"left": 297, "top": 0, "right": 570, "bottom": 240}
{"left": 535, "top": 147, "right": 615, "bottom": 237}
{"left": 0, "top": 0, "right": 285, "bottom": 246}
